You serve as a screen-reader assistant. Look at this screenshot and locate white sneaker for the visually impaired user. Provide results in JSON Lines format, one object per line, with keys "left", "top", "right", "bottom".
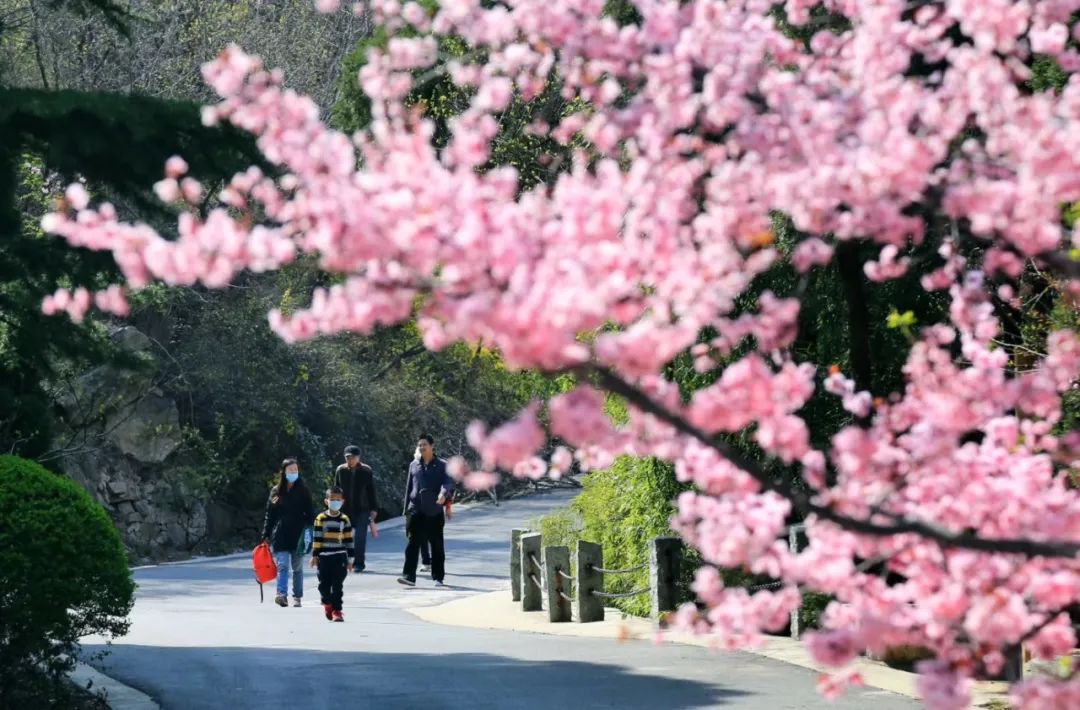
{"left": 434, "top": 580, "right": 447, "bottom": 588}
{"left": 420, "top": 564, "right": 431, "bottom": 573}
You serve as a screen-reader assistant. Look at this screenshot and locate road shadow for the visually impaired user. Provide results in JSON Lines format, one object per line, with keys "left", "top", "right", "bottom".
{"left": 397, "top": 584, "right": 487, "bottom": 593}
{"left": 82, "top": 644, "right": 749, "bottom": 710}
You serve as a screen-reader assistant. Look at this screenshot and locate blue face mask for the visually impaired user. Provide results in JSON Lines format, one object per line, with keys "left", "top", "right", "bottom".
{"left": 328, "top": 500, "right": 343, "bottom": 512}
{"left": 285, "top": 472, "right": 299, "bottom": 483}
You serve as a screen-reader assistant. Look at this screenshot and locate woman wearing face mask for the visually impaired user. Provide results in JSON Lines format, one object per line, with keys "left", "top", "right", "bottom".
{"left": 261, "top": 457, "right": 315, "bottom": 607}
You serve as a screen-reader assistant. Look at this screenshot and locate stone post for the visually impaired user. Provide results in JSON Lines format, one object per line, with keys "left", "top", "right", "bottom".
{"left": 510, "top": 528, "right": 528, "bottom": 602}
{"left": 1004, "top": 646, "right": 1024, "bottom": 682}
{"left": 544, "top": 545, "right": 572, "bottom": 623}
{"left": 576, "top": 540, "right": 604, "bottom": 622}
{"left": 789, "top": 525, "right": 801, "bottom": 640}
{"left": 520, "top": 532, "right": 543, "bottom": 612}
{"left": 650, "top": 536, "right": 682, "bottom": 621}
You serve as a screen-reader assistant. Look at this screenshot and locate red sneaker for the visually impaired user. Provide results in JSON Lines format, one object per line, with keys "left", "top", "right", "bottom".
{"left": 323, "top": 603, "right": 333, "bottom": 621}
{"left": 332, "top": 610, "right": 344, "bottom": 623}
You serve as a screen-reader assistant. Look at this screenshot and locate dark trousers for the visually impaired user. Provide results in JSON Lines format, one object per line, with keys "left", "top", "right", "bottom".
{"left": 352, "top": 509, "right": 370, "bottom": 569}
{"left": 317, "top": 554, "right": 348, "bottom": 611}
{"left": 421, "top": 540, "right": 431, "bottom": 566}
{"left": 403, "top": 512, "right": 445, "bottom": 582}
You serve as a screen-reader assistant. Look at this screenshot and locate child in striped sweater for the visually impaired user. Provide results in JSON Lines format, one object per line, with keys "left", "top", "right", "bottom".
{"left": 310, "top": 486, "right": 354, "bottom": 622}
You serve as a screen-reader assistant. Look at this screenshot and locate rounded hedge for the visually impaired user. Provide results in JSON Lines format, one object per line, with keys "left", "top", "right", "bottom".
{"left": 0, "top": 455, "right": 134, "bottom": 705}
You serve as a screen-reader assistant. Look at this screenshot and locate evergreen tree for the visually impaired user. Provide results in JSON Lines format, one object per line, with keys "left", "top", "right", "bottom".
{"left": 0, "top": 1, "right": 259, "bottom": 456}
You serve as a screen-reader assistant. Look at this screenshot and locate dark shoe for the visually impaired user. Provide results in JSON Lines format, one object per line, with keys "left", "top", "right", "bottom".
{"left": 397, "top": 576, "right": 416, "bottom": 587}
{"left": 353, "top": 567, "right": 364, "bottom": 574}
{"left": 274, "top": 595, "right": 287, "bottom": 607}
{"left": 323, "top": 603, "right": 333, "bottom": 620}
{"left": 332, "top": 610, "right": 344, "bottom": 622}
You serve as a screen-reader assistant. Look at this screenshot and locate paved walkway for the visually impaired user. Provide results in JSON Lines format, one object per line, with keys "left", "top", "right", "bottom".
{"left": 83, "top": 490, "right": 917, "bottom": 709}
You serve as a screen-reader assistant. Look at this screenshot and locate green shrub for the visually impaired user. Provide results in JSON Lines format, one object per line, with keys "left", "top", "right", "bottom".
{"left": 798, "top": 591, "right": 832, "bottom": 631}
{"left": 537, "top": 455, "right": 800, "bottom": 621}
{"left": 880, "top": 644, "right": 936, "bottom": 671}
{"left": 0, "top": 456, "right": 134, "bottom": 707}
{"left": 533, "top": 506, "right": 581, "bottom": 551}
{"left": 570, "top": 456, "right": 686, "bottom": 617}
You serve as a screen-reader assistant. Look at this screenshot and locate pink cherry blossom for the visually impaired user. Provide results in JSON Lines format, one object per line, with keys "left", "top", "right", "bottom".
{"left": 467, "top": 403, "right": 545, "bottom": 470}
{"left": 1011, "top": 678, "right": 1080, "bottom": 709}
{"left": 38, "top": 3, "right": 1080, "bottom": 704}
{"left": 164, "top": 155, "right": 189, "bottom": 178}
{"left": 791, "top": 238, "right": 834, "bottom": 273}
{"left": 816, "top": 669, "right": 865, "bottom": 701}
{"left": 915, "top": 660, "right": 971, "bottom": 710}
{"left": 804, "top": 628, "right": 861, "bottom": 667}
{"left": 65, "top": 183, "right": 89, "bottom": 210}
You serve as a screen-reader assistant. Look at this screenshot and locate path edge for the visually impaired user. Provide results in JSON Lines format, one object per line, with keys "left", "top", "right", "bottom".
{"left": 406, "top": 590, "right": 1011, "bottom": 708}
{"left": 71, "top": 661, "right": 160, "bottom": 710}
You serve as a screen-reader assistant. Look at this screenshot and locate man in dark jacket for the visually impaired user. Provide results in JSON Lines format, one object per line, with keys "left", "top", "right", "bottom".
{"left": 397, "top": 433, "right": 454, "bottom": 587}
{"left": 334, "top": 445, "right": 378, "bottom": 573}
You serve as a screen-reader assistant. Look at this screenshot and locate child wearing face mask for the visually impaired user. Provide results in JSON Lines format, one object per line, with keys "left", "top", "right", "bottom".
{"left": 311, "top": 486, "right": 354, "bottom": 622}
{"left": 262, "top": 458, "right": 315, "bottom": 607}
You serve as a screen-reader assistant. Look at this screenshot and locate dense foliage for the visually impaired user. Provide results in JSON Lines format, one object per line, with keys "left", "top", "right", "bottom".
{"left": 1, "top": 1, "right": 551, "bottom": 534}
{"left": 0, "top": 455, "right": 133, "bottom": 707}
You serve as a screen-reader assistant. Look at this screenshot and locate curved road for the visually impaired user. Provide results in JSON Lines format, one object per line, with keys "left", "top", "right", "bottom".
{"left": 84, "top": 490, "right": 917, "bottom": 709}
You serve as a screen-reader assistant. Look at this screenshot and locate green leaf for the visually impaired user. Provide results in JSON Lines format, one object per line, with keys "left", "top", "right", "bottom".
{"left": 886, "top": 309, "right": 917, "bottom": 330}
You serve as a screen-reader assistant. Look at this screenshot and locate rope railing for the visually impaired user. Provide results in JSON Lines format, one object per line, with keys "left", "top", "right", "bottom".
{"left": 511, "top": 533, "right": 685, "bottom": 624}
{"left": 511, "top": 527, "right": 807, "bottom": 635}
{"left": 592, "top": 586, "right": 651, "bottom": 599}
{"left": 587, "top": 561, "right": 648, "bottom": 575}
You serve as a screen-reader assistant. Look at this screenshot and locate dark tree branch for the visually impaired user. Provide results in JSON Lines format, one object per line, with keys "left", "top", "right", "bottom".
{"left": 371, "top": 342, "right": 427, "bottom": 381}
{"left": 1037, "top": 249, "right": 1080, "bottom": 282}
{"left": 583, "top": 364, "right": 1080, "bottom": 559}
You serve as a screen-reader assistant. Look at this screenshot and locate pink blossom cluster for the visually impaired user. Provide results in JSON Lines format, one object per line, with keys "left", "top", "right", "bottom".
{"left": 38, "top": 0, "right": 1080, "bottom": 705}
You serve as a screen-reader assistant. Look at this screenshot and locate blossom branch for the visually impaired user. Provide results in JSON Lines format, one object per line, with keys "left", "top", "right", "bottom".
{"left": 584, "top": 364, "right": 1080, "bottom": 559}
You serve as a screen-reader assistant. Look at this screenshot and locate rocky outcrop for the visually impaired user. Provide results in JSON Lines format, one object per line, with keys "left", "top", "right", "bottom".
{"left": 53, "top": 326, "right": 209, "bottom": 562}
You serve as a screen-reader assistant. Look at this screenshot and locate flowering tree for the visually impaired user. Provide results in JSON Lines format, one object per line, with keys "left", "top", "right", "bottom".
{"left": 39, "top": 0, "right": 1080, "bottom": 706}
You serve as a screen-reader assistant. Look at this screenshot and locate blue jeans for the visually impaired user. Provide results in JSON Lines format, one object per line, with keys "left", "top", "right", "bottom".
{"left": 274, "top": 551, "right": 303, "bottom": 598}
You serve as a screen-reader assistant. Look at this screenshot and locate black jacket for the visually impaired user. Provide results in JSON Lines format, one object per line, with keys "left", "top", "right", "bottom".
{"left": 334, "top": 462, "right": 378, "bottom": 518}
{"left": 261, "top": 481, "right": 314, "bottom": 553}
{"left": 404, "top": 457, "right": 454, "bottom": 517}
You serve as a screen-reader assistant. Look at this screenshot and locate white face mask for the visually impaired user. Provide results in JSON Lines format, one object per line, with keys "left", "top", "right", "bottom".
{"left": 413, "top": 449, "right": 421, "bottom": 461}
{"left": 328, "top": 500, "right": 343, "bottom": 512}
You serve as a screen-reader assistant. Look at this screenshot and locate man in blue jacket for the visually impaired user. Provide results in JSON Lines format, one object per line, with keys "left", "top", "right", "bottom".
{"left": 398, "top": 433, "right": 454, "bottom": 587}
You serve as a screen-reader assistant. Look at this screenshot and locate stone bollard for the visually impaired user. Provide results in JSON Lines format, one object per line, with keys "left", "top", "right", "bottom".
{"left": 543, "top": 545, "right": 572, "bottom": 623}
{"left": 510, "top": 528, "right": 528, "bottom": 602}
{"left": 789, "top": 525, "right": 800, "bottom": 640}
{"left": 576, "top": 540, "right": 604, "bottom": 622}
{"left": 520, "top": 532, "right": 543, "bottom": 612}
{"left": 650, "top": 537, "right": 682, "bottom": 621}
